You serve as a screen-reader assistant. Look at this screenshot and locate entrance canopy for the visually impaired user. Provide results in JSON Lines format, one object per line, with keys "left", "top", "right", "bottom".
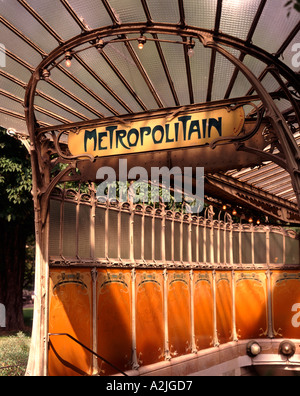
{"left": 0, "top": 0, "right": 299, "bottom": 221}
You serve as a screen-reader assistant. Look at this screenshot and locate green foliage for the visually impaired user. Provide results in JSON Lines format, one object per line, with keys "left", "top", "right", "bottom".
{"left": 0, "top": 128, "right": 33, "bottom": 223}
{"left": 285, "top": 0, "right": 300, "bottom": 15}
{"left": 0, "top": 332, "right": 30, "bottom": 376}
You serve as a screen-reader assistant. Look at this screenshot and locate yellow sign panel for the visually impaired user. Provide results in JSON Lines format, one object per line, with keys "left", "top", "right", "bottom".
{"left": 68, "top": 107, "right": 245, "bottom": 158}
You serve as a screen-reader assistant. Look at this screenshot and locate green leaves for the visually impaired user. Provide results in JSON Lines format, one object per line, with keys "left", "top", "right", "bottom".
{"left": 285, "top": 0, "right": 300, "bottom": 16}
{"left": 0, "top": 128, "right": 33, "bottom": 223}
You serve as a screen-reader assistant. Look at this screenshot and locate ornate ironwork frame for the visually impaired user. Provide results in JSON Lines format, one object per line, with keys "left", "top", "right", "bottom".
{"left": 23, "top": 23, "right": 300, "bottom": 376}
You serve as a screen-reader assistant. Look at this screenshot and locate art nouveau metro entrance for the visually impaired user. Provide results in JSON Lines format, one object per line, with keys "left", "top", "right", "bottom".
{"left": 0, "top": 0, "right": 299, "bottom": 376}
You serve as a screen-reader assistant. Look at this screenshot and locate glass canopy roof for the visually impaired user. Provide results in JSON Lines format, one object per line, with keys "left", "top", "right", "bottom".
{"left": 0, "top": 0, "right": 299, "bottom": 213}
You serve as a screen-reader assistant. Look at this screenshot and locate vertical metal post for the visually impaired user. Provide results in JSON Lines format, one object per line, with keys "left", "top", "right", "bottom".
{"left": 212, "top": 270, "right": 219, "bottom": 347}
{"left": 231, "top": 270, "right": 238, "bottom": 342}
{"left": 91, "top": 267, "right": 98, "bottom": 374}
{"left": 163, "top": 269, "right": 171, "bottom": 360}
{"left": 131, "top": 268, "right": 139, "bottom": 369}
{"left": 190, "top": 270, "right": 197, "bottom": 353}
{"left": 266, "top": 269, "right": 274, "bottom": 338}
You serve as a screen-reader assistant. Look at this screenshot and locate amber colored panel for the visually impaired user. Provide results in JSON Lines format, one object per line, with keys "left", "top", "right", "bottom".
{"left": 216, "top": 272, "right": 232, "bottom": 344}
{"left": 136, "top": 271, "right": 165, "bottom": 366}
{"left": 194, "top": 272, "right": 214, "bottom": 350}
{"left": 235, "top": 272, "right": 268, "bottom": 340}
{"left": 272, "top": 271, "right": 300, "bottom": 339}
{"left": 48, "top": 269, "right": 92, "bottom": 376}
{"left": 168, "top": 271, "right": 191, "bottom": 357}
{"left": 97, "top": 270, "right": 132, "bottom": 375}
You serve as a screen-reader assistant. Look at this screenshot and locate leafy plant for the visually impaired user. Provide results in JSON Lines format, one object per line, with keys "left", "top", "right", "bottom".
{"left": 285, "top": 0, "right": 300, "bottom": 16}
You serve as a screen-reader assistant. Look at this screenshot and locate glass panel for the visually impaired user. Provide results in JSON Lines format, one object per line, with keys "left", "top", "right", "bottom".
{"left": 191, "top": 225, "right": 197, "bottom": 263}
{"left": 63, "top": 202, "right": 77, "bottom": 257}
{"left": 261, "top": 73, "right": 280, "bottom": 93}
{"left": 1, "top": 23, "right": 42, "bottom": 67}
{"left": 37, "top": 80, "right": 97, "bottom": 120}
{"left": 285, "top": 237, "right": 300, "bottom": 265}
{"left": 34, "top": 96, "right": 82, "bottom": 124}
{"left": 129, "top": 35, "right": 176, "bottom": 108}
{"left": 220, "top": 0, "right": 262, "bottom": 41}
{"left": 134, "top": 214, "right": 142, "bottom": 260}
{"left": 0, "top": 94, "right": 24, "bottom": 116}
{"left": 61, "top": 56, "right": 124, "bottom": 116}
{"left": 104, "top": 42, "right": 158, "bottom": 110}
{"left": 27, "top": 0, "right": 81, "bottom": 41}
{"left": 183, "top": 223, "right": 189, "bottom": 262}
{"left": 144, "top": 216, "right": 153, "bottom": 260}
{"left": 78, "top": 205, "right": 91, "bottom": 258}
{"left": 242, "top": 232, "right": 252, "bottom": 264}
{"left": 108, "top": 0, "right": 147, "bottom": 23}
{"left": 190, "top": 45, "right": 211, "bottom": 104}
{"left": 226, "top": 230, "right": 231, "bottom": 264}
{"left": 220, "top": 230, "right": 225, "bottom": 263}
{"left": 158, "top": 34, "right": 190, "bottom": 106}
{"left": 0, "top": 0, "right": 58, "bottom": 54}
{"left": 147, "top": 0, "right": 180, "bottom": 23}
{"left": 2, "top": 56, "right": 32, "bottom": 85}
{"left": 95, "top": 206, "right": 105, "bottom": 258}
{"left": 206, "top": 227, "right": 211, "bottom": 263}
{"left": 211, "top": 49, "right": 241, "bottom": 101}
{"left": 155, "top": 218, "right": 162, "bottom": 261}
{"left": 198, "top": 226, "right": 204, "bottom": 263}
{"left": 253, "top": 0, "right": 300, "bottom": 54}
{"left": 174, "top": 221, "right": 181, "bottom": 262}
{"left": 49, "top": 200, "right": 61, "bottom": 256}
{"left": 165, "top": 220, "right": 172, "bottom": 261}
{"left": 269, "top": 232, "right": 283, "bottom": 264}
{"left": 254, "top": 232, "right": 266, "bottom": 264}
{"left": 121, "top": 212, "right": 130, "bottom": 259}
{"left": 108, "top": 210, "right": 118, "bottom": 259}
{"left": 78, "top": 47, "right": 143, "bottom": 114}
{"left": 68, "top": 0, "right": 112, "bottom": 30}
{"left": 213, "top": 228, "right": 218, "bottom": 263}
{"left": 0, "top": 112, "right": 28, "bottom": 135}
{"left": 232, "top": 231, "right": 240, "bottom": 264}
{"left": 185, "top": 0, "right": 218, "bottom": 31}
{"left": 49, "top": 67, "right": 113, "bottom": 117}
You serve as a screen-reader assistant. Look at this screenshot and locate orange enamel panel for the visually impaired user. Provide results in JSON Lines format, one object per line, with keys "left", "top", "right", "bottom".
{"left": 216, "top": 272, "right": 233, "bottom": 344}
{"left": 168, "top": 271, "right": 191, "bottom": 357}
{"left": 136, "top": 271, "right": 165, "bottom": 366}
{"left": 194, "top": 272, "right": 214, "bottom": 350}
{"left": 97, "top": 270, "right": 132, "bottom": 375}
{"left": 272, "top": 271, "right": 300, "bottom": 339}
{"left": 235, "top": 272, "right": 268, "bottom": 340}
{"left": 48, "top": 269, "right": 93, "bottom": 376}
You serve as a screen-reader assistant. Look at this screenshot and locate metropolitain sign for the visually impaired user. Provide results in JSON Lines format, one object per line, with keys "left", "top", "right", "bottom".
{"left": 68, "top": 107, "right": 245, "bottom": 158}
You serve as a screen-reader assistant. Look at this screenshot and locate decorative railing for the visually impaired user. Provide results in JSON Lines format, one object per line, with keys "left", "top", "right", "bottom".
{"left": 49, "top": 186, "right": 299, "bottom": 269}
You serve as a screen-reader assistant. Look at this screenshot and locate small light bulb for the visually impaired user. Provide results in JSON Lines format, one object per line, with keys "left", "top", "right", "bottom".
{"left": 187, "top": 38, "right": 195, "bottom": 58}
{"left": 42, "top": 69, "right": 50, "bottom": 82}
{"left": 188, "top": 47, "right": 194, "bottom": 58}
{"left": 138, "top": 35, "right": 146, "bottom": 50}
{"left": 65, "top": 51, "right": 72, "bottom": 68}
{"left": 249, "top": 217, "right": 253, "bottom": 224}
{"left": 222, "top": 205, "right": 227, "bottom": 211}
{"left": 232, "top": 209, "right": 237, "bottom": 216}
